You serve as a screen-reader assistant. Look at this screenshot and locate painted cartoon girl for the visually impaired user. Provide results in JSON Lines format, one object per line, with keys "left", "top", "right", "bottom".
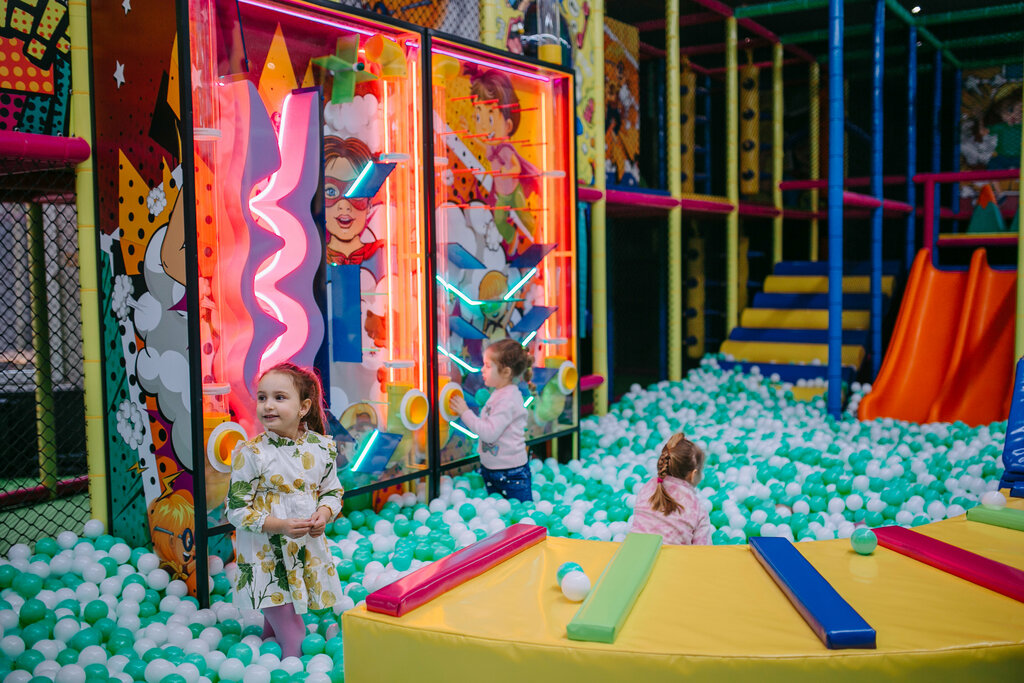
{"left": 324, "top": 135, "right": 384, "bottom": 273}
{"left": 468, "top": 68, "right": 541, "bottom": 253}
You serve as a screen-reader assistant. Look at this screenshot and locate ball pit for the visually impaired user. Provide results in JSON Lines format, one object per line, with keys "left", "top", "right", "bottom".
{"left": 0, "top": 361, "right": 1010, "bottom": 681}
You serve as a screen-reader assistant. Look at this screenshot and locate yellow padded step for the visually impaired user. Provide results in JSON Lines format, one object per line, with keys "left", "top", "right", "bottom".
{"left": 740, "top": 308, "right": 870, "bottom": 330}
{"left": 763, "top": 274, "right": 894, "bottom": 296}
{"left": 789, "top": 385, "right": 827, "bottom": 402}
{"left": 720, "top": 340, "right": 865, "bottom": 368}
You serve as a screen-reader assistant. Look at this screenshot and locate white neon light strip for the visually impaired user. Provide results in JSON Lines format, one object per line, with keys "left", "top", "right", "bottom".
{"left": 350, "top": 429, "right": 380, "bottom": 471}
{"left": 503, "top": 267, "right": 537, "bottom": 300}
{"left": 520, "top": 330, "right": 537, "bottom": 347}
{"left": 450, "top": 422, "right": 479, "bottom": 440}
{"left": 436, "top": 275, "right": 482, "bottom": 306}
{"left": 436, "top": 345, "right": 480, "bottom": 373}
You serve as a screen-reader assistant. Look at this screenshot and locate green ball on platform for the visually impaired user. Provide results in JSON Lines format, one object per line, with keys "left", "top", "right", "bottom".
{"left": 850, "top": 527, "right": 878, "bottom": 555}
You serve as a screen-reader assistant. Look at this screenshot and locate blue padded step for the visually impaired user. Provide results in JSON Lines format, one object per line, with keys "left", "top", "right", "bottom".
{"left": 752, "top": 292, "right": 888, "bottom": 311}
{"left": 718, "top": 360, "right": 856, "bottom": 385}
{"left": 773, "top": 260, "right": 901, "bottom": 276}
{"left": 728, "top": 327, "right": 869, "bottom": 346}
{"left": 749, "top": 536, "right": 876, "bottom": 650}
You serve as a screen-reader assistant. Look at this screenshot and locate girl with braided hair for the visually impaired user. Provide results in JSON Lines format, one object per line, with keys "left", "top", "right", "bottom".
{"left": 629, "top": 433, "right": 712, "bottom": 545}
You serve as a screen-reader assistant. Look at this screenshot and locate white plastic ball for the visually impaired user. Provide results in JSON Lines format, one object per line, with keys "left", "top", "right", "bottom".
{"left": 82, "top": 519, "right": 105, "bottom": 538}
{"left": 166, "top": 625, "right": 193, "bottom": 648}
{"left": 208, "top": 555, "right": 225, "bottom": 576}
{"left": 56, "top": 531, "right": 79, "bottom": 550}
{"left": 560, "top": 571, "right": 591, "bottom": 602}
{"left": 981, "top": 491, "right": 1007, "bottom": 508}
{"left": 177, "top": 662, "right": 201, "bottom": 683}
{"left": 136, "top": 553, "right": 160, "bottom": 574}
{"left": 34, "top": 660, "right": 61, "bottom": 679}
{"left": 146, "top": 568, "right": 170, "bottom": 591}
{"left": 55, "top": 663, "right": 87, "bottom": 683}
{"left": 107, "top": 655, "right": 130, "bottom": 674}
{"left": 34, "top": 639, "right": 62, "bottom": 661}
{"left": 241, "top": 664, "right": 270, "bottom": 683}
{"left": 4, "top": 671, "right": 32, "bottom": 683}
{"left": 166, "top": 579, "right": 188, "bottom": 598}
{"left": 53, "top": 619, "right": 80, "bottom": 643}
{"left": 146, "top": 623, "right": 168, "bottom": 646}
{"left": 306, "top": 654, "right": 333, "bottom": 674}
{"left": 49, "top": 553, "right": 73, "bottom": 577}
{"left": 144, "top": 658, "right": 175, "bottom": 683}
{"left": 132, "top": 637, "right": 157, "bottom": 658}
{"left": 305, "top": 675, "right": 330, "bottom": 683}
{"left": 1, "top": 635, "right": 26, "bottom": 658}
{"left": 82, "top": 563, "right": 106, "bottom": 584}
{"left": 77, "top": 644, "right": 108, "bottom": 667}
{"left": 280, "top": 657, "right": 304, "bottom": 675}
{"left": 116, "top": 615, "right": 141, "bottom": 633}
{"left": 7, "top": 544, "right": 31, "bottom": 562}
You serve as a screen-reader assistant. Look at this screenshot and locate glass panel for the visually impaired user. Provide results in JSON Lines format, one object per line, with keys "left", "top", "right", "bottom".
{"left": 189, "top": 0, "right": 428, "bottom": 526}
{"left": 429, "top": 39, "right": 577, "bottom": 467}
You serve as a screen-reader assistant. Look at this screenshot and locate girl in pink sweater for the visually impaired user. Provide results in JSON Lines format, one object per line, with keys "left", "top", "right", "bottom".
{"left": 630, "top": 433, "right": 712, "bottom": 545}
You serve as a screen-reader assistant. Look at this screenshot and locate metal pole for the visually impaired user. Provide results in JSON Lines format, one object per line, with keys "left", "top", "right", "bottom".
{"left": 591, "top": 1, "right": 609, "bottom": 413}
{"left": 1017, "top": 45, "right": 1024, "bottom": 361}
{"left": 905, "top": 24, "right": 917, "bottom": 272}
{"left": 827, "top": 0, "right": 844, "bottom": 417}
{"left": 667, "top": 0, "right": 683, "bottom": 381}
{"left": 950, "top": 68, "right": 962, "bottom": 231}
{"left": 809, "top": 62, "right": 820, "bottom": 261}
{"left": 870, "top": 0, "right": 883, "bottom": 379}
{"left": 772, "top": 42, "right": 784, "bottom": 265}
{"left": 725, "top": 16, "right": 739, "bottom": 333}
{"left": 28, "top": 203, "right": 57, "bottom": 496}
{"left": 931, "top": 49, "right": 942, "bottom": 244}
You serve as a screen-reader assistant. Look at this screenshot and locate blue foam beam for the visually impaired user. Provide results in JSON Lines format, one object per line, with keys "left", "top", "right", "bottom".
{"left": 749, "top": 536, "right": 876, "bottom": 650}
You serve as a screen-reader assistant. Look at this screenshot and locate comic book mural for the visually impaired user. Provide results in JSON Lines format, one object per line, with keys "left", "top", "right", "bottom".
{"left": 603, "top": 16, "right": 639, "bottom": 189}
{"left": 485, "top": 0, "right": 600, "bottom": 187}
{"left": 430, "top": 38, "right": 577, "bottom": 465}
{"left": 960, "top": 64, "right": 1021, "bottom": 221}
{"left": 90, "top": 0, "right": 427, "bottom": 593}
{"left": 0, "top": 0, "right": 72, "bottom": 135}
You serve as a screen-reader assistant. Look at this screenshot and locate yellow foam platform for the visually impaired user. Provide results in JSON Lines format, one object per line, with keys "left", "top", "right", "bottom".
{"left": 764, "top": 275, "right": 894, "bottom": 296}
{"left": 741, "top": 308, "right": 870, "bottom": 330}
{"left": 720, "top": 340, "right": 865, "bottom": 368}
{"left": 343, "top": 499, "right": 1024, "bottom": 682}
{"left": 789, "top": 385, "right": 827, "bottom": 401}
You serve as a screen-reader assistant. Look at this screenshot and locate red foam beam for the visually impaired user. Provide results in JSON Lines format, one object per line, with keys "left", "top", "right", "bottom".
{"left": 874, "top": 526, "right": 1024, "bottom": 603}
{"left": 366, "top": 523, "right": 546, "bottom": 617}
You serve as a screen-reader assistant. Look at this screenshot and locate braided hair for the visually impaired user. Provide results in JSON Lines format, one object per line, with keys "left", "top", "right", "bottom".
{"left": 648, "top": 433, "right": 706, "bottom": 515}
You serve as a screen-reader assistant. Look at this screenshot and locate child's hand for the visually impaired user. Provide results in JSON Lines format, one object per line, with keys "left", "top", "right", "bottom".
{"left": 308, "top": 507, "right": 332, "bottom": 538}
{"left": 265, "top": 516, "right": 313, "bottom": 539}
{"left": 449, "top": 393, "right": 468, "bottom": 417}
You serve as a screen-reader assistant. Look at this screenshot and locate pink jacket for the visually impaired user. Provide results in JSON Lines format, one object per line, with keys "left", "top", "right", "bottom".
{"left": 630, "top": 477, "right": 712, "bottom": 545}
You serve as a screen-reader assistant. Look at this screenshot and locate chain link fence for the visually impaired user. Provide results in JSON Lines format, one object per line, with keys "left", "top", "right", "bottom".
{"left": 0, "top": 155, "right": 88, "bottom": 553}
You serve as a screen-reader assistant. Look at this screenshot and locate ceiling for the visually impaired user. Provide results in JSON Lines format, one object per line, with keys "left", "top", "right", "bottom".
{"left": 611, "top": 0, "right": 1024, "bottom": 70}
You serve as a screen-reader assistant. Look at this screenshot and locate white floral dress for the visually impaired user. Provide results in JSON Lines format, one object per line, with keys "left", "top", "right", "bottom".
{"left": 226, "top": 429, "right": 344, "bottom": 613}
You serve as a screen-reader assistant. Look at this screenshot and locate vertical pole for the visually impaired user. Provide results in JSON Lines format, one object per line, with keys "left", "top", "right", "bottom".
{"left": 809, "top": 62, "right": 821, "bottom": 261}
{"left": 827, "top": 0, "right": 844, "bottom": 417}
{"left": 931, "top": 49, "right": 942, "bottom": 240}
{"left": 870, "top": 0, "right": 884, "bottom": 379}
{"left": 725, "top": 17, "right": 739, "bottom": 334}
{"left": 772, "top": 43, "right": 784, "bottom": 266}
{"left": 703, "top": 74, "right": 712, "bottom": 195}
{"left": 1016, "top": 46, "right": 1024, "bottom": 361}
{"left": 591, "top": 0, "right": 609, "bottom": 413}
{"left": 481, "top": 0, "right": 499, "bottom": 48}
{"left": 28, "top": 203, "right": 58, "bottom": 496}
{"left": 950, "top": 68, "right": 962, "bottom": 230}
{"left": 667, "top": 0, "right": 683, "bottom": 381}
{"left": 69, "top": 0, "right": 107, "bottom": 525}
{"left": 905, "top": 24, "right": 917, "bottom": 272}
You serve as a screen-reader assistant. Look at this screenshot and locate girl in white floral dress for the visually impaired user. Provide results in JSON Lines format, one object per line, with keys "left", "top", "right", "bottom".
{"left": 227, "top": 363, "right": 344, "bottom": 657}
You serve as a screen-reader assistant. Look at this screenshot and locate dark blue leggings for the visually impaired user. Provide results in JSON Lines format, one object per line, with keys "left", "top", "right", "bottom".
{"left": 480, "top": 463, "right": 533, "bottom": 502}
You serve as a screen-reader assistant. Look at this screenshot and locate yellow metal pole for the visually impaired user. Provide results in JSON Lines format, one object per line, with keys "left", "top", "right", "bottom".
{"left": 1017, "top": 46, "right": 1024, "bottom": 360}
{"left": 681, "top": 61, "right": 696, "bottom": 195}
{"left": 667, "top": 0, "right": 682, "bottom": 381}
{"left": 809, "top": 61, "right": 821, "bottom": 261}
{"left": 481, "top": 0, "right": 500, "bottom": 48}
{"left": 70, "top": 0, "right": 107, "bottom": 524}
{"left": 725, "top": 17, "right": 739, "bottom": 333}
{"left": 772, "top": 43, "right": 784, "bottom": 266}
{"left": 591, "top": 0, "right": 609, "bottom": 414}
{"left": 28, "top": 203, "right": 57, "bottom": 496}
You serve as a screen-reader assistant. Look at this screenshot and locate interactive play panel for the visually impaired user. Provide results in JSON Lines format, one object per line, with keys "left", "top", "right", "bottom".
{"left": 344, "top": 499, "right": 1024, "bottom": 682}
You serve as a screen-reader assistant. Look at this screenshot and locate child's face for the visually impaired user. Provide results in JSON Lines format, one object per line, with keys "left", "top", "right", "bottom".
{"left": 1002, "top": 100, "right": 1022, "bottom": 125}
{"left": 325, "top": 157, "right": 370, "bottom": 248}
{"left": 481, "top": 348, "right": 513, "bottom": 389}
{"left": 472, "top": 103, "right": 512, "bottom": 142}
{"left": 256, "top": 371, "right": 311, "bottom": 439}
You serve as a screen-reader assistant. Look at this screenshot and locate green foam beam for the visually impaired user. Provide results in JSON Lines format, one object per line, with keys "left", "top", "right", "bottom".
{"left": 566, "top": 533, "right": 661, "bottom": 644}
{"left": 967, "top": 506, "right": 1024, "bottom": 533}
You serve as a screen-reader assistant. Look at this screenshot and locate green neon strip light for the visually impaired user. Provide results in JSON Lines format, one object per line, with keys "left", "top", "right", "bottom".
{"left": 450, "top": 422, "right": 479, "bottom": 440}
{"left": 503, "top": 267, "right": 538, "bottom": 300}
{"left": 520, "top": 330, "right": 538, "bottom": 347}
{"left": 436, "top": 345, "right": 481, "bottom": 373}
{"left": 343, "top": 163, "right": 375, "bottom": 198}
{"left": 436, "top": 275, "right": 483, "bottom": 306}
{"left": 350, "top": 429, "right": 379, "bottom": 471}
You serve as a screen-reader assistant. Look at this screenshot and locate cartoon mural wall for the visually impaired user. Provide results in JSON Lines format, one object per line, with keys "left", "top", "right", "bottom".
{"left": 0, "top": 0, "right": 72, "bottom": 136}
{"left": 960, "top": 64, "right": 1022, "bottom": 217}
{"left": 603, "top": 15, "right": 639, "bottom": 189}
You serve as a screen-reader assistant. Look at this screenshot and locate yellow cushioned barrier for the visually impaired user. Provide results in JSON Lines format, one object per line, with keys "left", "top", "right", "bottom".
{"left": 741, "top": 308, "right": 871, "bottom": 331}
{"left": 719, "top": 340, "right": 865, "bottom": 368}
{"left": 764, "top": 275, "right": 894, "bottom": 296}
{"left": 343, "top": 499, "right": 1024, "bottom": 682}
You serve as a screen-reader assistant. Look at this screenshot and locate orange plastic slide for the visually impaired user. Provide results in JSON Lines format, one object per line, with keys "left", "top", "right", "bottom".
{"left": 859, "top": 248, "right": 1016, "bottom": 426}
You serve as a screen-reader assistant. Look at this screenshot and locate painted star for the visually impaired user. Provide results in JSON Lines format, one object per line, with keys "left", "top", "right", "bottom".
{"left": 114, "top": 60, "right": 125, "bottom": 88}
{"left": 122, "top": 0, "right": 131, "bottom": 14}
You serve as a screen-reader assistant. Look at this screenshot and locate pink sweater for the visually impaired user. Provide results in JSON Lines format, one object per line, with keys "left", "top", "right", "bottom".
{"left": 630, "top": 477, "right": 712, "bottom": 545}
{"left": 458, "top": 384, "right": 528, "bottom": 470}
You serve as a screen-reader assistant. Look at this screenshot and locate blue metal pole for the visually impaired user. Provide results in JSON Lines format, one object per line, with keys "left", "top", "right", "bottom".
{"left": 906, "top": 25, "right": 917, "bottom": 272}
{"left": 931, "top": 49, "right": 942, "bottom": 242}
{"left": 951, "top": 67, "right": 962, "bottom": 231}
{"left": 828, "top": 0, "right": 844, "bottom": 417}
{"left": 871, "top": 0, "right": 884, "bottom": 379}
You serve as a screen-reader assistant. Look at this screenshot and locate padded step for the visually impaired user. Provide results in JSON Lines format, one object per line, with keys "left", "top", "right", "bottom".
{"left": 764, "top": 275, "right": 894, "bottom": 296}
{"left": 720, "top": 340, "right": 865, "bottom": 368}
{"left": 717, "top": 360, "right": 856, "bottom": 385}
{"left": 729, "top": 327, "right": 869, "bottom": 346}
{"left": 751, "top": 292, "right": 886, "bottom": 311}
{"left": 741, "top": 308, "right": 870, "bottom": 330}
{"left": 773, "top": 260, "right": 901, "bottom": 276}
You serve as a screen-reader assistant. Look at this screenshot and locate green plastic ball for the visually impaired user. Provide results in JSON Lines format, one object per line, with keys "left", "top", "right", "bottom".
{"left": 850, "top": 527, "right": 878, "bottom": 555}
{"left": 301, "top": 633, "right": 326, "bottom": 656}
{"left": 83, "top": 599, "right": 109, "bottom": 624}
{"left": 12, "top": 573, "right": 43, "bottom": 599}
{"left": 19, "top": 598, "right": 47, "bottom": 626}
{"left": 227, "top": 643, "right": 253, "bottom": 666}
{"left": 15, "top": 650, "right": 44, "bottom": 672}
{"left": 259, "top": 641, "right": 282, "bottom": 658}
{"left": 123, "top": 659, "right": 148, "bottom": 681}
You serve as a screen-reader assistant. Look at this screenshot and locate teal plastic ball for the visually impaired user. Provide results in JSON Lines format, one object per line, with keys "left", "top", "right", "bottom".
{"left": 850, "top": 527, "right": 878, "bottom": 555}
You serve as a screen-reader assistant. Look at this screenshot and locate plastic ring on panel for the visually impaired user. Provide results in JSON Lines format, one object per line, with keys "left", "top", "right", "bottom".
{"left": 399, "top": 389, "right": 430, "bottom": 432}
{"left": 439, "top": 382, "right": 465, "bottom": 423}
{"left": 556, "top": 361, "right": 578, "bottom": 395}
{"left": 207, "top": 421, "right": 247, "bottom": 473}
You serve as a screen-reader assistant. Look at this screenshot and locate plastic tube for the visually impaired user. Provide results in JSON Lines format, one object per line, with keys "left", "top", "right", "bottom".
{"left": 725, "top": 17, "right": 739, "bottom": 334}
{"left": 69, "top": 0, "right": 106, "bottom": 526}
{"left": 591, "top": 0, "right": 609, "bottom": 414}
{"left": 28, "top": 203, "right": 57, "bottom": 496}
{"left": 772, "top": 43, "right": 784, "bottom": 266}
{"left": 827, "top": 0, "right": 844, "bottom": 417}
{"left": 1017, "top": 46, "right": 1024, "bottom": 362}
{"left": 945, "top": 31, "right": 1024, "bottom": 50}
{"left": 917, "top": 4, "right": 1024, "bottom": 25}
{"left": 931, "top": 49, "right": 942, "bottom": 251}
{"left": 667, "top": 0, "right": 683, "bottom": 381}
{"left": 870, "top": 0, "right": 883, "bottom": 380}
{"left": 951, "top": 68, "right": 962, "bottom": 231}
{"left": 906, "top": 24, "right": 917, "bottom": 273}
{"left": 809, "top": 62, "right": 820, "bottom": 261}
